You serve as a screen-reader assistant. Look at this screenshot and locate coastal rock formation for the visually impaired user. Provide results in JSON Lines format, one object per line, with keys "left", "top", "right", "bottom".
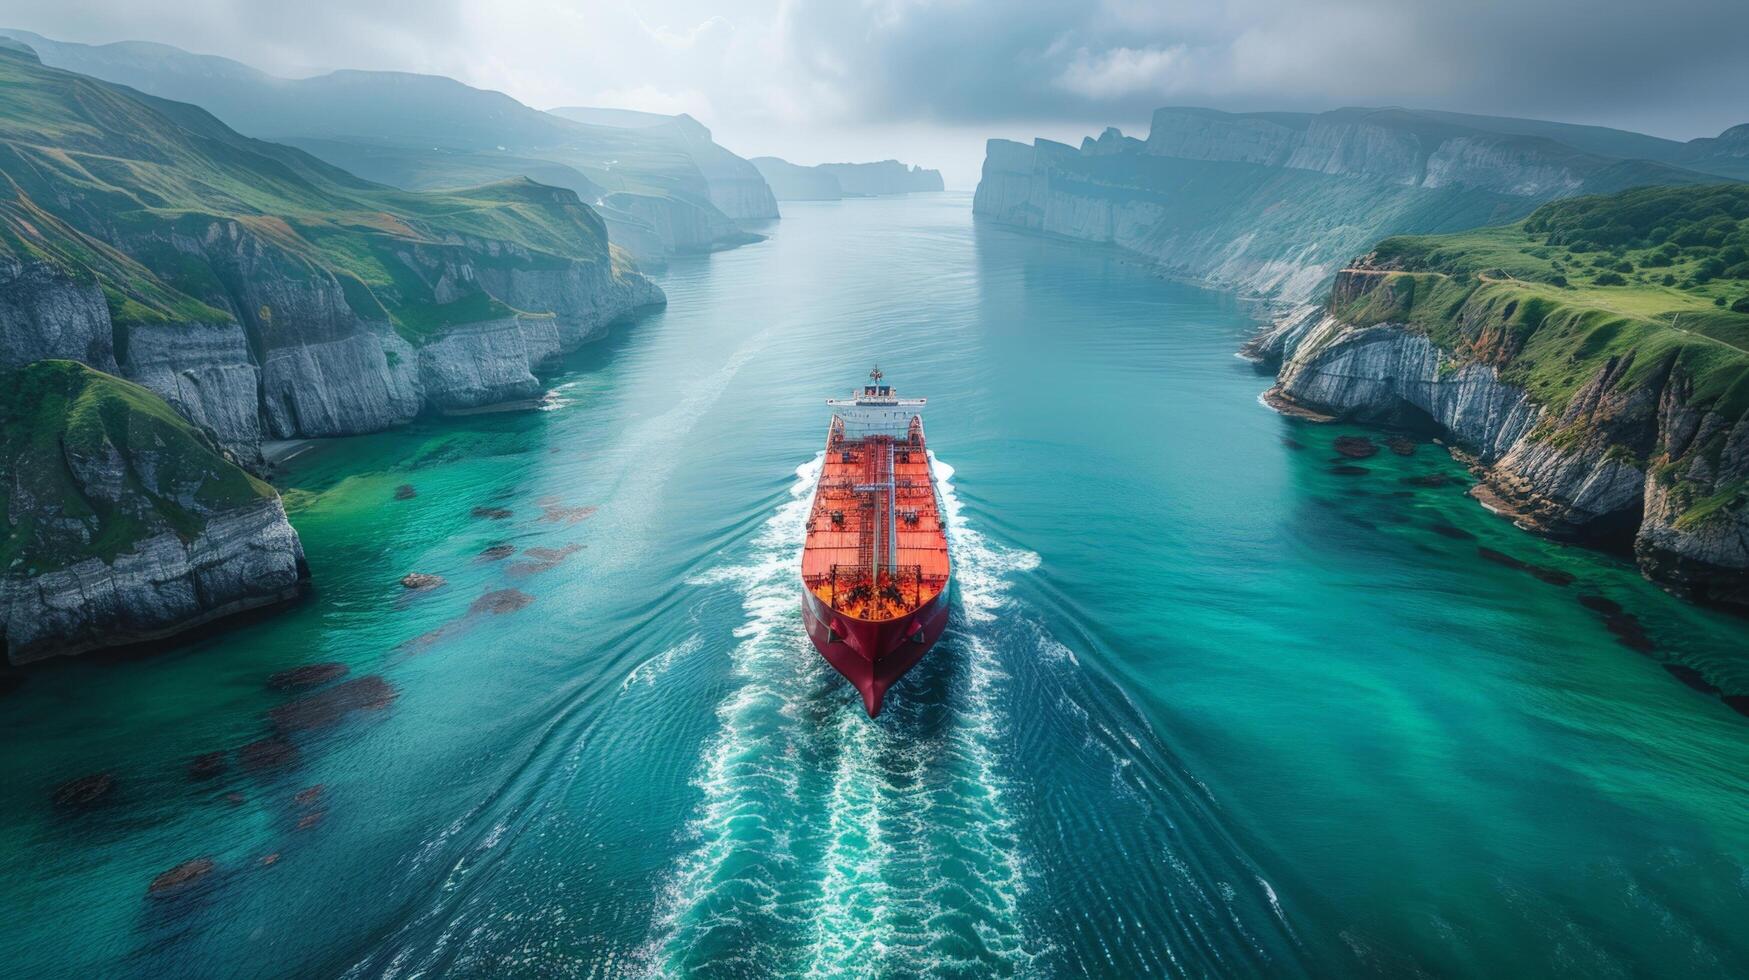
{"left": 751, "top": 157, "right": 945, "bottom": 201}
{"left": 0, "top": 362, "right": 308, "bottom": 664}
{"left": 0, "top": 46, "right": 665, "bottom": 464}
{"left": 120, "top": 320, "right": 264, "bottom": 464}
{"left": 0, "top": 258, "right": 116, "bottom": 370}
{"left": 816, "top": 161, "right": 944, "bottom": 196}
{"left": 975, "top": 108, "right": 1715, "bottom": 303}
{"left": 1257, "top": 262, "right": 1748, "bottom": 609}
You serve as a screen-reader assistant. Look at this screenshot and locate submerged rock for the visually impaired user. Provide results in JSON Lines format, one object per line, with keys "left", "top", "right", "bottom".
{"left": 293, "top": 784, "right": 324, "bottom": 807}
{"left": 52, "top": 772, "right": 114, "bottom": 808}
{"left": 1281, "top": 438, "right": 1306, "bottom": 451}
{"left": 1428, "top": 522, "right": 1476, "bottom": 541}
{"left": 1330, "top": 465, "right": 1369, "bottom": 477}
{"left": 148, "top": 858, "right": 214, "bottom": 896}
{"left": 471, "top": 506, "right": 513, "bottom": 520}
{"left": 470, "top": 589, "right": 535, "bottom": 615}
{"left": 269, "top": 675, "right": 398, "bottom": 732}
{"left": 537, "top": 497, "right": 597, "bottom": 524}
{"left": 1333, "top": 436, "right": 1379, "bottom": 459}
{"left": 508, "top": 544, "right": 583, "bottom": 576}
{"left": 400, "top": 573, "right": 446, "bottom": 590}
{"left": 1577, "top": 594, "right": 1623, "bottom": 615}
{"left": 1601, "top": 611, "right": 1656, "bottom": 654}
{"left": 393, "top": 484, "right": 417, "bottom": 501}
{"left": 268, "top": 662, "right": 349, "bottom": 691}
{"left": 1476, "top": 547, "right": 1576, "bottom": 586}
{"left": 188, "top": 751, "right": 228, "bottom": 781}
{"left": 478, "top": 544, "right": 516, "bottom": 561}
{"left": 1387, "top": 436, "right": 1419, "bottom": 456}
{"left": 1402, "top": 473, "right": 1455, "bottom": 488}
{"left": 239, "top": 736, "right": 300, "bottom": 772}
{"left": 1664, "top": 663, "right": 1719, "bottom": 694}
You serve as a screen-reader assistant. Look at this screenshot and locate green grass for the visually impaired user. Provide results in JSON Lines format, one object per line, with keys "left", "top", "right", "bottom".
{"left": 0, "top": 360, "right": 275, "bottom": 575}
{"left": 1350, "top": 185, "right": 1749, "bottom": 420}
{"left": 0, "top": 46, "right": 628, "bottom": 341}
{"left": 1340, "top": 184, "right": 1749, "bottom": 532}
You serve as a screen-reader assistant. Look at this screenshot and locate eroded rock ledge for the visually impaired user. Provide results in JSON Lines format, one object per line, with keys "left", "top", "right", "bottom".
{"left": 1250, "top": 266, "right": 1748, "bottom": 611}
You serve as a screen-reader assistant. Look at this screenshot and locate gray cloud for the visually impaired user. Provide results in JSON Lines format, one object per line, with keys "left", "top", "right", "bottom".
{"left": 777, "top": 0, "right": 1749, "bottom": 139}
{"left": 2, "top": 0, "right": 1745, "bottom": 169}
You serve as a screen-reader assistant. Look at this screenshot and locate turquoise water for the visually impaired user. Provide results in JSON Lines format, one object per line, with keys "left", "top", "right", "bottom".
{"left": 3, "top": 194, "right": 1748, "bottom": 978}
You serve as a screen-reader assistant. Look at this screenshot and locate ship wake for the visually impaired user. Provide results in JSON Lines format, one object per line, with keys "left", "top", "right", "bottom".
{"left": 637, "top": 455, "right": 1048, "bottom": 977}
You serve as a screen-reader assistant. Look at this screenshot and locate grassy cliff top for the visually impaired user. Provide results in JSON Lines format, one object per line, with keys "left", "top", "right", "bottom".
{"left": 1341, "top": 184, "right": 1749, "bottom": 421}
{"left": 0, "top": 360, "right": 275, "bottom": 576}
{"left": 0, "top": 45, "right": 619, "bottom": 339}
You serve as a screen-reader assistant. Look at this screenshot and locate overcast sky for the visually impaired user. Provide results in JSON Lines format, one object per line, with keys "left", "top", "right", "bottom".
{"left": 6, "top": 0, "right": 1748, "bottom": 188}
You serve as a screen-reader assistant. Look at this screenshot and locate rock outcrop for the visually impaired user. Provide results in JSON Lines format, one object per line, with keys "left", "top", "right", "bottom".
{"left": 975, "top": 108, "right": 1715, "bottom": 303}
{"left": 1256, "top": 265, "right": 1749, "bottom": 609}
{"left": 0, "top": 362, "right": 307, "bottom": 663}
{"left": 14, "top": 219, "right": 663, "bottom": 457}
{"left": 0, "top": 257, "right": 116, "bottom": 371}
{"left": 2, "top": 497, "right": 306, "bottom": 663}
{"left": 751, "top": 157, "right": 945, "bottom": 201}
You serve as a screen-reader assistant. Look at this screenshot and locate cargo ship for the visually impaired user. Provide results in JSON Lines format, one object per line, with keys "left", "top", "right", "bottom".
{"left": 801, "top": 369, "right": 951, "bottom": 717}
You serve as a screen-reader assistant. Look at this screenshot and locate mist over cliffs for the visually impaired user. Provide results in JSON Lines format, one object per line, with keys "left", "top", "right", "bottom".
{"left": 974, "top": 107, "right": 1734, "bottom": 303}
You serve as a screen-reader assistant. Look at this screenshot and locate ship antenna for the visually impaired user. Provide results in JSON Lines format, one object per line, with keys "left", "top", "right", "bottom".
{"left": 869, "top": 365, "right": 883, "bottom": 384}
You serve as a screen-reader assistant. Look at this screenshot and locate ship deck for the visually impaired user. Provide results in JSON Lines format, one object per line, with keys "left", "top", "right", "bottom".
{"left": 802, "top": 433, "right": 950, "bottom": 623}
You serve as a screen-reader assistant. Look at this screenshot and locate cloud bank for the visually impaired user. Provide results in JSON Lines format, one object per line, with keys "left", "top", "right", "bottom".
{"left": 5, "top": 0, "right": 1747, "bottom": 184}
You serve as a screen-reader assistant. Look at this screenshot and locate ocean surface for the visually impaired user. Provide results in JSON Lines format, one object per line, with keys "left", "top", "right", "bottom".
{"left": 3, "top": 193, "right": 1748, "bottom": 978}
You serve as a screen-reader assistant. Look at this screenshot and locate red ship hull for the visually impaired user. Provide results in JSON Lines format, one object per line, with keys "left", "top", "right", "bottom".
{"left": 800, "top": 371, "right": 950, "bottom": 717}
{"left": 802, "top": 580, "right": 951, "bottom": 717}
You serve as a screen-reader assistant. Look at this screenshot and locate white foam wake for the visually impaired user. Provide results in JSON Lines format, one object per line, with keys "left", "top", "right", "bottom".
{"left": 640, "top": 453, "right": 1048, "bottom": 976}
{"left": 637, "top": 456, "right": 824, "bottom": 976}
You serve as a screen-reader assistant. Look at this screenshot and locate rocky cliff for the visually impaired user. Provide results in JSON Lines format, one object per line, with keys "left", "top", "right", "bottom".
{"left": 0, "top": 47, "right": 665, "bottom": 462}
{"left": 751, "top": 157, "right": 944, "bottom": 200}
{"left": 658, "top": 115, "right": 780, "bottom": 221}
{"left": 0, "top": 362, "right": 306, "bottom": 663}
{"left": 817, "top": 161, "right": 945, "bottom": 196}
{"left": 975, "top": 108, "right": 1719, "bottom": 303}
{"left": 750, "top": 157, "right": 845, "bottom": 201}
{"left": 1256, "top": 245, "right": 1748, "bottom": 610}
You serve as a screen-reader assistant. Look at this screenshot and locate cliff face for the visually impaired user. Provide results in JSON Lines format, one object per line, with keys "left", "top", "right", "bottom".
{"left": 0, "top": 258, "right": 116, "bottom": 371}
{"left": 1259, "top": 267, "right": 1749, "bottom": 609}
{"left": 2, "top": 498, "right": 305, "bottom": 663}
{"left": 751, "top": 157, "right": 945, "bottom": 200}
{"left": 659, "top": 115, "right": 780, "bottom": 221}
{"left": 0, "top": 362, "right": 307, "bottom": 664}
{"left": 816, "top": 161, "right": 944, "bottom": 196}
{"left": 0, "top": 48, "right": 666, "bottom": 462}
{"left": 25, "top": 216, "right": 664, "bottom": 456}
{"left": 750, "top": 157, "right": 844, "bottom": 201}
{"left": 974, "top": 108, "right": 1716, "bottom": 303}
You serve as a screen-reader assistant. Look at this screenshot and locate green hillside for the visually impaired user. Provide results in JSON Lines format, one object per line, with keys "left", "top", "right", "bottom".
{"left": 0, "top": 44, "right": 627, "bottom": 341}
{"left": 0, "top": 360, "right": 275, "bottom": 575}
{"left": 1340, "top": 183, "right": 1749, "bottom": 422}
{"left": 0, "top": 30, "right": 765, "bottom": 252}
